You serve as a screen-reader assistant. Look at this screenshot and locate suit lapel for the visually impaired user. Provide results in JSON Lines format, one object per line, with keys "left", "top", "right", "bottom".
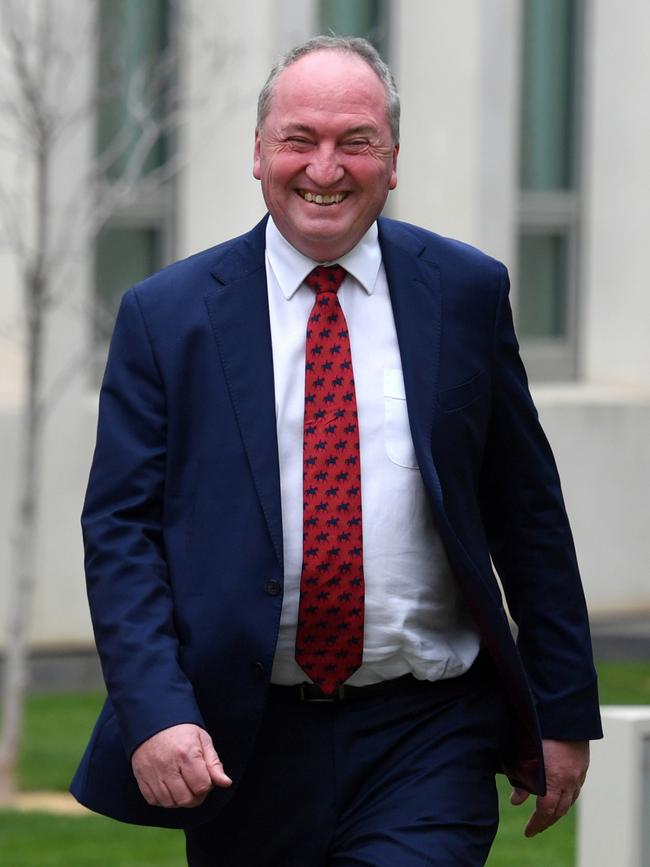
{"left": 204, "top": 219, "right": 284, "bottom": 569}
{"left": 378, "top": 219, "right": 444, "bottom": 503}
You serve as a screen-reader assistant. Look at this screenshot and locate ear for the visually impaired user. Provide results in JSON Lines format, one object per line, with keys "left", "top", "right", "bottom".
{"left": 253, "top": 129, "right": 262, "bottom": 180}
{"left": 388, "top": 143, "right": 399, "bottom": 190}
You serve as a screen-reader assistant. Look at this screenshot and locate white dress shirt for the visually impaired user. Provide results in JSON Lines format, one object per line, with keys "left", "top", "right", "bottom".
{"left": 265, "top": 217, "right": 479, "bottom": 685}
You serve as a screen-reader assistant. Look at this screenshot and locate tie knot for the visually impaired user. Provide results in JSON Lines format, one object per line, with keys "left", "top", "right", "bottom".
{"left": 305, "top": 265, "right": 347, "bottom": 295}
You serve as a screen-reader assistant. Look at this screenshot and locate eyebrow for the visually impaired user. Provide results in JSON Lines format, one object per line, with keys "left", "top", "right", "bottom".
{"left": 279, "top": 123, "right": 377, "bottom": 137}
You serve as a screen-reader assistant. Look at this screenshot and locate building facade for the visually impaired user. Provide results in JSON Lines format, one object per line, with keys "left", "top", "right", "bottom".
{"left": 0, "top": 0, "right": 648, "bottom": 653}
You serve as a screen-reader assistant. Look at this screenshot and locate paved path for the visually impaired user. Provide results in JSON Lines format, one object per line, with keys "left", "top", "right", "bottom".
{"left": 590, "top": 614, "right": 650, "bottom": 661}
{"left": 11, "top": 791, "right": 89, "bottom": 815}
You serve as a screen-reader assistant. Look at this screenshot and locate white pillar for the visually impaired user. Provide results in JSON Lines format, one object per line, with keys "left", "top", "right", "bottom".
{"left": 578, "top": 707, "right": 650, "bottom": 867}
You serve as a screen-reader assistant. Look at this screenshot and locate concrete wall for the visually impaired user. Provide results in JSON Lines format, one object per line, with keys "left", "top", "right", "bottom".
{"left": 535, "top": 387, "right": 650, "bottom": 615}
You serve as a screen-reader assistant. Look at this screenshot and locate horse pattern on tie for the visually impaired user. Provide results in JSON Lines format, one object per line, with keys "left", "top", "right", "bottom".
{"left": 295, "top": 265, "right": 365, "bottom": 694}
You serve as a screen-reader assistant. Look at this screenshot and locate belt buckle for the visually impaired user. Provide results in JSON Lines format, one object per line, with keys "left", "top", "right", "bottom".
{"left": 299, "top": 683, "right": 346, "bottom": 702}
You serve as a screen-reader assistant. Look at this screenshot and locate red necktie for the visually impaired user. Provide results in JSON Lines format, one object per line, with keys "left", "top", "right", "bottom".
{"left": 295, "top": 265, "right": 364, "bottom": 694}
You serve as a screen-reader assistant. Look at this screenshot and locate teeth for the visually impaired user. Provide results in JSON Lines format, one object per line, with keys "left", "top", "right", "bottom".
{"left": 300, "top": 191, "right": 346, "bottom": 205}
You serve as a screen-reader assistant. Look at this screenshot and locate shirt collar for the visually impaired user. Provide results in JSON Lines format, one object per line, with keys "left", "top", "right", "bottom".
{"left": 265, "top": 216, "right": 382, "bottom": 300}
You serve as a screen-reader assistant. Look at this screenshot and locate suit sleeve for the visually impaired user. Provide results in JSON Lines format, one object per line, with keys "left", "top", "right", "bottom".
{"left": 480, "top": 266, "right": 602, "bottom": 741}
{"left": 82, "top": 288, "right": 205, "bottom": 757}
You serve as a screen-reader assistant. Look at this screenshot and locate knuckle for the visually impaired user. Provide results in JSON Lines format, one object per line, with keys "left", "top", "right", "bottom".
{"left": 176, "top": 795, "right": 196, "bottom": 808}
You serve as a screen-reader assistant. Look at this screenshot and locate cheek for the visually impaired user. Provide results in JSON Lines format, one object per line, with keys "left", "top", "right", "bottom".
{"left": 264, "top": 152, "right": 304, "bottom": 186}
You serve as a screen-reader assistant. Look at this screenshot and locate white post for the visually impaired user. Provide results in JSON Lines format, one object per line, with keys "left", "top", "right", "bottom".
{"left": 578, "top": 707, "right": 650, "bottom": 867}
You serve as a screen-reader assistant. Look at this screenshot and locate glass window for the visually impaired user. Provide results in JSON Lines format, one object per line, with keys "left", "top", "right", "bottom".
{"left": 520, "top": 0, "right": 576, "bottom": 191}
{"left": 94, "top": 226, "right": 163, "bottom": 341}
{"left": 93, "top": 0, "right": 173, "bottom": 369}
{"left": 319, "top": 0, "right": 386, "bottom": 54}
{"left": 516, "top": 0, "right": 581, "bottom": 379}
{"left": 97, "top": 0, "right": 169, "bottom": 179}
{"left": 517, "top": 233, "right": 568, "bottom": 339}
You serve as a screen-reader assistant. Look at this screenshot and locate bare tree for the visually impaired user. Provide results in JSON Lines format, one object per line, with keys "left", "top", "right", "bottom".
{"left": 0, "top": 0, "right": 235, "bottom": 802}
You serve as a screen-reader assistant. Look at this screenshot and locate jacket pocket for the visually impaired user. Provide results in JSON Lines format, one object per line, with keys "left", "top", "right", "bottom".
{"left": 439, "top": 370, "right": 488, "bottom": 413}
{"left": 384, "top": 368, "right": 419, "bottom": 469}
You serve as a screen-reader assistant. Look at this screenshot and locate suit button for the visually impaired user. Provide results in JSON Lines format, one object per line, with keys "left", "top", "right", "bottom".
{"left": 265, "top": 579, "right": 281, "bottom": 596}
{"left": 253, "top": 661, "right": 265, "bottom": 677}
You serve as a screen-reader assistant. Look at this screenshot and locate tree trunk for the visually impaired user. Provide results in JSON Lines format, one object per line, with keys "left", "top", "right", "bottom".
{"left": 0, "top": 342, "right": 42, "bottom": 802}
{"left": 0, "top": 139, "right": 48, "bottom": 804}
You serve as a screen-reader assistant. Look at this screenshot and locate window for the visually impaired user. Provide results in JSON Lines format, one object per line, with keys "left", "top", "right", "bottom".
{"left": 319, "top": 0, "right": 388, "bottom": 56}
{"left": 94, "top": 225, "right": 163, "bottom": 341}
{"left": 94, "top": 0, "right": 175, "bottom": 350}
{"left": 516, "top": 0, "right": 582, "bottom": 380}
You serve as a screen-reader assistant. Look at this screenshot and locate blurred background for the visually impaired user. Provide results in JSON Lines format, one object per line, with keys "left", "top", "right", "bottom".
{"left": 0, "top": 1, "right": 648, "bottom": 865}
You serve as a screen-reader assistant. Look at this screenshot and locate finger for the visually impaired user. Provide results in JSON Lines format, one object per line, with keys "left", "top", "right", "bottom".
{"left": 157, "top": 779, "right": 177, "bottom": 809}
{"left": 524, "top": 791, "right": 563, "bottom": 837}
{"left": 510, "top": 787, "right": 529, "bottom": 806}
{"left": 163, "top": 770, "right": 204, "bottom": 808}
{"left": 176, "top": 737, "right": 214, "bottom": 799}
{"left": 179, "top": 761, "right": 213, "bottom": 800}
{"left": 133, "top": 764, "right": 170, "bottom": 808}
{"left": 199, "top": 729, "right": 232, "bottom": 788}
{"left": 138, "top": 778, "right": 159, "bottom": 807}
{"left": 554, "top": 787, "right": 574, "bottom": 818}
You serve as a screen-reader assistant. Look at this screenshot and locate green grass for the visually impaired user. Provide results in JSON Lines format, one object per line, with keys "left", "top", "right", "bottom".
{"left": 0, "top": 812, "right": 185, "bottom": 867}
{"left": 1, "top": 659, "right": 647, "bottom": 866}
{"left": 592, "top": 660, "right": 650, "bottom": 704}
{"left": 19, "top": 691, "right": 105, "bottom": 791}
{"left": 487, "top": 776, "right": 575, "bottom": 867}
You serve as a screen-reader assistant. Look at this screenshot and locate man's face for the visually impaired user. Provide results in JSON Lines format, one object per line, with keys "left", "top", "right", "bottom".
{"left": 253, "top": 50, "right": 399, "bottom": 262}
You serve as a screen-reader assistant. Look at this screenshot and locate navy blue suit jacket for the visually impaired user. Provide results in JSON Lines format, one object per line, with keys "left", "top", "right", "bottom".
{"left": 71, "top": 216, "right": 602, "bottom": 828}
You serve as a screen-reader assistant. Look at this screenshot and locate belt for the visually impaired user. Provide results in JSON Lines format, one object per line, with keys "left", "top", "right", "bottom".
{"left": 268, "top": 651, "right": 491, "bottom": 703}
{"left": 269, "top": 673, "right": 430, "bottom": 703}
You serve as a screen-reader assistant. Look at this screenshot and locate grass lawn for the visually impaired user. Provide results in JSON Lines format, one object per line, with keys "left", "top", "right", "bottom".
{"left": 0, "top": 813, "right": 185, "bottom": 867}
{"left": 1, "top": 660, "right": 648, "bottom": 866}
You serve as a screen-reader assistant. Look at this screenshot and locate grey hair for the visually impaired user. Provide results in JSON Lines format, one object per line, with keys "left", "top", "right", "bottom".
{"left": 256, "top": 35, "right": 400, "bottom": 144}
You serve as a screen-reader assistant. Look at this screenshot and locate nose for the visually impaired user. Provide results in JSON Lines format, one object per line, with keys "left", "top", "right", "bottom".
{"left": 305, "top": 144, "right": 344, "bottom": 187}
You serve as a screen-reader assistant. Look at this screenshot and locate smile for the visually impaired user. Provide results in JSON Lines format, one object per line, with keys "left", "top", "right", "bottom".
{"left": 297, "top": 190, "right": 348, "bottom": 206}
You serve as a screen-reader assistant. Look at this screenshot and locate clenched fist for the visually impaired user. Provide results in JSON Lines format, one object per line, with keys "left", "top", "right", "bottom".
{"left": 131, "top": 723, "right": 232, "bottom": 808}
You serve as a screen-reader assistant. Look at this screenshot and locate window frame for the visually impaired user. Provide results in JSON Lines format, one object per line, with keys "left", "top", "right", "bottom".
{"left": 92, "top": 0, "right": 177, "bottom": 373}
{"left": 515, "top": 0, "right": 585, "bottom": 382}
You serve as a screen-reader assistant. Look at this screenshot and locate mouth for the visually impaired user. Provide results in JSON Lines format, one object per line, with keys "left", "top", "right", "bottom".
{"left": 297, "top": 190, "right": 348, "bottom": 206}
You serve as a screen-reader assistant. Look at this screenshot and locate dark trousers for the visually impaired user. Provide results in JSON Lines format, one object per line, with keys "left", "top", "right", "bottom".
{"left": 185, "top": 654, "right": 510, "bottom": 867}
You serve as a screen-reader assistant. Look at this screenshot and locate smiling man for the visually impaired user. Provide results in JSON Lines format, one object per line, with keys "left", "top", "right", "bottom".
{"left": 253, "top": 48, "right": 398, "bottom": 262}
{"left": 72, "top": 36, "right": 602, "bottom": 867}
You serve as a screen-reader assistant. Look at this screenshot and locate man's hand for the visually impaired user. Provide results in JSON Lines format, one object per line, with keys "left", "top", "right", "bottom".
{"left": 510, "top": 739, "right": 589, "bottom": 837}
{"left": 131, "top": 723, "right": 232, "bottom": 808}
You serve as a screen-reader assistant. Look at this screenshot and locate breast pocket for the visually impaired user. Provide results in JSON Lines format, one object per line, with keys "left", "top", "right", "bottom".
{"left": 384, "top": 368, "right": 419, "bottom": 469}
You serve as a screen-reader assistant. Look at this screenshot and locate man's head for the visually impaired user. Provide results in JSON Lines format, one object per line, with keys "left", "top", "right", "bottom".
{"left": 253, "top": 37, "right": 400, "bottom": 262}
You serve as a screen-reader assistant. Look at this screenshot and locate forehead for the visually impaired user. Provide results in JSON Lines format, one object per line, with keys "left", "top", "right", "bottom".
{"left": 270, "top": 50, "right": 388, "bottom": 128}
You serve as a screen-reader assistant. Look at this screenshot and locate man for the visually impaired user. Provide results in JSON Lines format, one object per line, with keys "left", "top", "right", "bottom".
{"left": 72, "top": 36, "right": 602, "bottom": 866}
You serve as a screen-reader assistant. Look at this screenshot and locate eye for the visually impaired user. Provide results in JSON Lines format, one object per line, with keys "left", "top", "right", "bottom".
{"left": 341, "top": 139, "right": 370, "bottom": 154}
{"left": 286, "top": 136, "right": 313, "bottom": 151}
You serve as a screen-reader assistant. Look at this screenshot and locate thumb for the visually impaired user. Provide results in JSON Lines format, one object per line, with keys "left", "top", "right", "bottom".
{"left": 198, "top": 728, "right": 232, "bottom": 788}
{"left": 510, "top": 787, "right": 530, "bottom": 806}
